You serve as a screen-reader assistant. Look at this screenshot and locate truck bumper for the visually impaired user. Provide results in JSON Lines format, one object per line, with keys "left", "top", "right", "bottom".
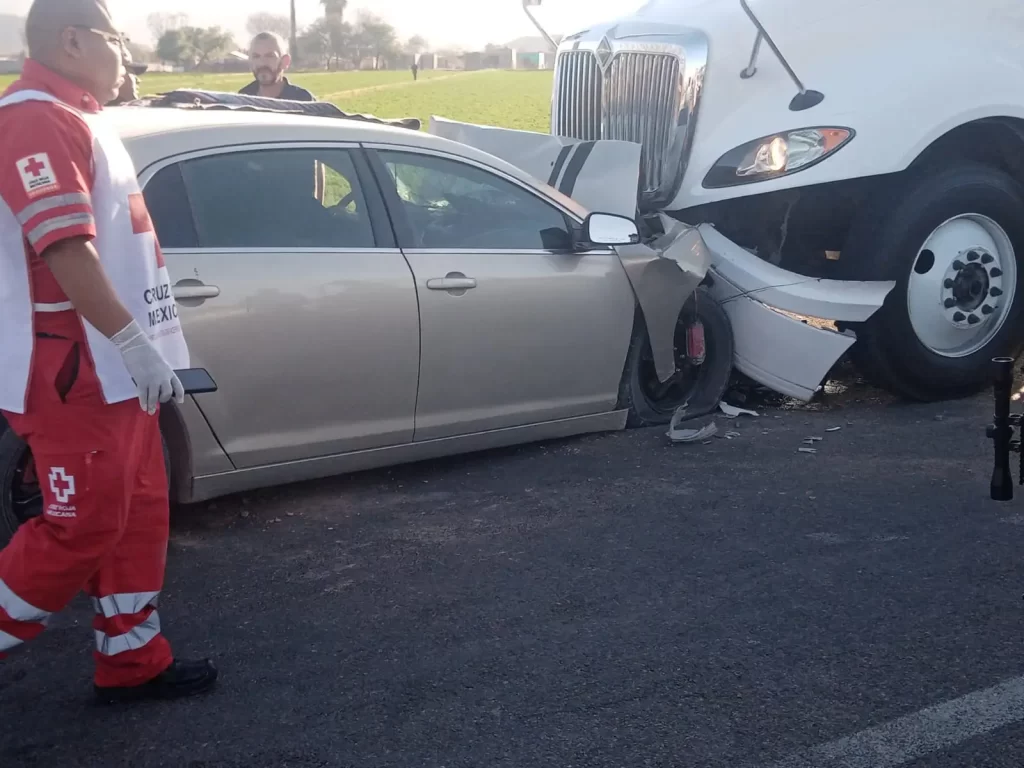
{"left": 699, "top": 224, "right": 895, "bottom": 401}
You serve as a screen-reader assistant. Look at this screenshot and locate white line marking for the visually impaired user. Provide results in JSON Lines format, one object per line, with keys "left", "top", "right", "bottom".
{"left": 757, "top": 675, "right": 1024, "bottom": 767}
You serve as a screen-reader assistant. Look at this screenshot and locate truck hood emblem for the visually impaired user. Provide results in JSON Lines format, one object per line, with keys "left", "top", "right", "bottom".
{"left": 596, "top": 36, "right": 613, "bottom": 71}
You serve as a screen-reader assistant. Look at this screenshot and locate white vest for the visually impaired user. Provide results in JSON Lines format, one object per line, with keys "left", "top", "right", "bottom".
{"left": 0, "top": 90, "right": 189, "bottom": 414}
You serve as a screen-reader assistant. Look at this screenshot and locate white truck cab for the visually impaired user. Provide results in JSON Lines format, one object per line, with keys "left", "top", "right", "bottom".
{"left": 542, "top": 0, "right": 1024, "bottom": 400}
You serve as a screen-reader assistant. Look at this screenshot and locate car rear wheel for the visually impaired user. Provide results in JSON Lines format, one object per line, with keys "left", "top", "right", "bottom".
{"left": 619, "top": 285, "right": 734, "bottom": 428}
{"left": 0, "top": 427, "right": 172, "bottom": 551}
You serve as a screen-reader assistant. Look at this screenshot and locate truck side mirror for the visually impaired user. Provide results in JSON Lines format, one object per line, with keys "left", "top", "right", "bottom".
{"left": 580, "top": 212, "right": 641, "bottom": 247}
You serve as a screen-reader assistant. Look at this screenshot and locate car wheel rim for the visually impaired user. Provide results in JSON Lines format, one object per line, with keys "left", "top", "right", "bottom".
{"left": 7, "top": 445, "right": 42, "bottom": 526}
{"left": 906, "top": 213, "right": 1017, "bottom": 358}
{"left": 638, "top": 317, "right": 707, "bottom": 415}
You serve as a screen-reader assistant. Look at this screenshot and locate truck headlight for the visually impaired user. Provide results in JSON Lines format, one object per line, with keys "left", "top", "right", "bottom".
{"left": 702, "top": 128, "right": 854, "bottom": 189}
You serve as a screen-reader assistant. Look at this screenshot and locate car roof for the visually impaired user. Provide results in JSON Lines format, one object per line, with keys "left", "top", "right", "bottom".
{"left": 111, "top": 106, "right": 588, "bottom": 217}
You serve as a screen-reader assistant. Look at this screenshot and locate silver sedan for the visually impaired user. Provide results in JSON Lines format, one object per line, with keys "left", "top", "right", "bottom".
{"left": 0, "top": 100, "right": 726, "bottom": 545}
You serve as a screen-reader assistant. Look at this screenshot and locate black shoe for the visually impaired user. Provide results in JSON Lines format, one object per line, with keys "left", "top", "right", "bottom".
{"left": 94, "top": 658, "right": 218, "bottom": 704}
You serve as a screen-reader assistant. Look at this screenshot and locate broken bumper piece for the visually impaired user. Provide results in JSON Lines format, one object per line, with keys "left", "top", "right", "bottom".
{"left": 698, "top": 224, "right": 896, "bottom": 401}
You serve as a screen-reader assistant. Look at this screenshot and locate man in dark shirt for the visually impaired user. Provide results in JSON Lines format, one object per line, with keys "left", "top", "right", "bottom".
{"left": 239, "top": 32, "right": 315, "bottom": 101}
{"left": 108, "top": 43, "right": 147, "bottom": 105}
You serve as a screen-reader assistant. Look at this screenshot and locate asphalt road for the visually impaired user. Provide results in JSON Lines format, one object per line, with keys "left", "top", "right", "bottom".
{"left": 3, "top": 379, "right": 1024, "bottom": 768}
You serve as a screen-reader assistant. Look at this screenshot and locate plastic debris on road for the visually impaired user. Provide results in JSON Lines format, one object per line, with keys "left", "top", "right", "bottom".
{"left": 668, "top": 410, "right": 719, "bottom": 443}
{"left": 719, "top": 402, "right": 760, "bottom": 418}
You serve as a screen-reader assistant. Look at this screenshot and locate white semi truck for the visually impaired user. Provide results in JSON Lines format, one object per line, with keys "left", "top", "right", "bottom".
{"left": 502, "top": 0, "right": 1024, "bottom": 401}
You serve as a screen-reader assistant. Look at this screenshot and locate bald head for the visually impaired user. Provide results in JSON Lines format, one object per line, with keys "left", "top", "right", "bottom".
{"left": 24, "top": 0, "right": 124, "bottom": 104}
{"left": 25, "top": 0, "right": 117, "bottom": 58}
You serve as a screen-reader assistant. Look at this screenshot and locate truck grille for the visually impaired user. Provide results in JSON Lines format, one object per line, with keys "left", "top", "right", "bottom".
{"left": 553, "top": 43, "right": 695, "bottom": 211}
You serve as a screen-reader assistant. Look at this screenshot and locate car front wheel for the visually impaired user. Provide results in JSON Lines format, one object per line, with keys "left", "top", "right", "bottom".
{"left": 619, "top": 285, "right": 735, "bottom": 428}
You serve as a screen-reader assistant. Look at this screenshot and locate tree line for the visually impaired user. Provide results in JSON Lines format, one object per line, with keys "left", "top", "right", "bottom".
{"left": 146, "top": 6, "right": 432, "bottom": 71}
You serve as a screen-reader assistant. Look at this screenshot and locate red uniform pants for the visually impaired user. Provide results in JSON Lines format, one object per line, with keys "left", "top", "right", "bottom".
{"left": 0, "top": 334, "right": 174, "bottom": 687}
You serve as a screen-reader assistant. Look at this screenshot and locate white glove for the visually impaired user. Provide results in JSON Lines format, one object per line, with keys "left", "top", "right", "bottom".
{"left": 111, "top": 319, "right": 184, "bottom": 415}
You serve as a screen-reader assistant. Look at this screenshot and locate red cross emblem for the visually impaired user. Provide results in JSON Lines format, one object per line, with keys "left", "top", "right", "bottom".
{"left": 48, "top": 467, "right": 76, "bottom": 504}
{"left": 22, "top": 157, "right": 46, "bottom": 177}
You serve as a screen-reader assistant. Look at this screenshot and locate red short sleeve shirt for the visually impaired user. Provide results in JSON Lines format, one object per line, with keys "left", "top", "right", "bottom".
{"left": 0, "top": 60, "right": 101, "bottom": 312}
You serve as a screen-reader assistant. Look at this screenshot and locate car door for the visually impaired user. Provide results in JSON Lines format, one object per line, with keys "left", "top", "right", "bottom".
{"left": 365, "top": 145, "right": 636, "bottom": 442}
{"left": 140, "top": 143, "right": 420, "bottom": 469}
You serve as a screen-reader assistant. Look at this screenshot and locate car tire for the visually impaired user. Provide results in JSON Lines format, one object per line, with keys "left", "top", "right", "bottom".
{"left": 838, "top": 163, "right": 1024, "bottom": 401}
{"left": 619, "top": 285, "right": 734, "bottom": 428}
{"left": 0, "top": 428, "right": 172, "bottom": 552}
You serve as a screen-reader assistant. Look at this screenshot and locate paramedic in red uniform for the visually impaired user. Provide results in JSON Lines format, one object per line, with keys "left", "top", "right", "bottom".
{"left": 0, "top": 0, "right": 217, "bottom": 703}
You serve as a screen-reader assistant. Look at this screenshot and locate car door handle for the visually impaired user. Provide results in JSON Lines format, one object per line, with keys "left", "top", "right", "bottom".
{"left": 426, "top": 276, "right": 477, "bottom": 290}
{"left": 173, "top": 280, "right": 221, "bottom": 300}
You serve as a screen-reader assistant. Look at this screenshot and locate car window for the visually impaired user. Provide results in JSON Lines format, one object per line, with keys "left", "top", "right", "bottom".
{"left": 376, "top": 150, "right": 573, "bottom": 251}
{"left": 178, "top": 148, "right": 375, "bottom": 249}
{"left": 143, "top": 164, "right": 199, "bottom": 249}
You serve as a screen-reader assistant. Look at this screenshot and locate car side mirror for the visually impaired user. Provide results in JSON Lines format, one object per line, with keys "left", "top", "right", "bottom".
{"left": 580, "top": 212, "right": 641, "bottom": 248}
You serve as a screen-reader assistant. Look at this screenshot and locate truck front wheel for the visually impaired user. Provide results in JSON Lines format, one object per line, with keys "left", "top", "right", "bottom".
{"left": 840, "top": 164, "right": 1024, "bottom": 400}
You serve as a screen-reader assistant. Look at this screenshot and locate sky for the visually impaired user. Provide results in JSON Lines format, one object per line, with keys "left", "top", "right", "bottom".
{"left": 0, "top": 0, "right": 647, "bottom": 50}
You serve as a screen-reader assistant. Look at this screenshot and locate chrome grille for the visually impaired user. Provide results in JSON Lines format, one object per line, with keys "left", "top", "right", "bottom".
{"left": 604, "top": 52, "right": 682, "bottom": 200}
{"left": 552, "top": 50, "right": 601, "bottom": 141}
{"left": 552, "top": 35, "right": 704, "bottom": 212}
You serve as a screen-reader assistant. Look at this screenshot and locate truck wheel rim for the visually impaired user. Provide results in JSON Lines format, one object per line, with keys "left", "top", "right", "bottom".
{"left": 906, "top": 213, "right": 1016, "bottom": 359}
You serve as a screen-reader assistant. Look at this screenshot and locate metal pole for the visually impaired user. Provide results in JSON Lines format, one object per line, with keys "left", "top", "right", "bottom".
{"left": 991, "top": 356, "right": 1015, "bottom": 500}
{"left": 522, "top": 0, "right": 558, "bottom": 54}
{"left": 290, "top": 0, "right": 299, "bottom": 63}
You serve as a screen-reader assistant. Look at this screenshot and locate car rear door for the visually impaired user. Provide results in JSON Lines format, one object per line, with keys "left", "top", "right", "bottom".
{"left": 364, "top": 144, "right": 635, "bottom": 442}
{"left": 141, "top": 142, "right": 421, "bottom": 469}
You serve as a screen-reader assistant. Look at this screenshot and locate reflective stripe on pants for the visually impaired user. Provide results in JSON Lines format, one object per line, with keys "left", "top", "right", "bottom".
{"left": 95, "top": 610, "right": 161, "bottom": 656}
{"left": 0, "top": 577, "right": 51, "bottom": 652}
{"left": 91, "top": 590, "right": 160, "bottom": 619}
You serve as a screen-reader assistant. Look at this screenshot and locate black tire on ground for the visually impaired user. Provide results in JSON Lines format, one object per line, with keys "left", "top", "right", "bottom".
{"left": 0, "top": 427, "right": 172, "bottom": 551}
{"left": 838, "top": 163, "right": 1024, "bottom": 401}
{"left": 619, "top": 285, "right": 735, "bottom": 428}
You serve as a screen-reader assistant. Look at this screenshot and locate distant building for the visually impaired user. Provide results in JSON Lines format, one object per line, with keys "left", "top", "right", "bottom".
{"left": 516, "top": 51, "right": 551, "bottom": 70}
{"left": 418, "top": 52, "right": 460, "bottom": 71}
{"left": 463, "top": 47, "right": 517, "bottom": 71}
{"left": 200, "top": 51, "right": 249, "bottom": 73}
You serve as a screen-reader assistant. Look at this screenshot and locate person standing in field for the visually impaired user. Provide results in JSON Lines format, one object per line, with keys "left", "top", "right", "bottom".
{"left": 240, "top": 32, "right": 315, "bottom": 101}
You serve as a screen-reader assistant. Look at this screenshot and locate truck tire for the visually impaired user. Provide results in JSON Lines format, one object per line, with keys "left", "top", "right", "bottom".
{"left": 619, "top": 285, "right": 734, "bottom": 428}
{"left": 0, "top": 429, "right": 172, "bottom": 552}
{"left": 839, "top": 163, "right": 1024, "bottom": 401}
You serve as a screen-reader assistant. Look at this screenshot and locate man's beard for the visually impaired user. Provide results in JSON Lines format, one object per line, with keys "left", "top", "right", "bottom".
{"left": 254, "top": 66, "right": 284, "bottom": 85}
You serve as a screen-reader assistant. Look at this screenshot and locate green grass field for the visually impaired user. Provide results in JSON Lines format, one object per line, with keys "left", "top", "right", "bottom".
{"left": 0, "top": 69, "right": 554, "bottom": 133}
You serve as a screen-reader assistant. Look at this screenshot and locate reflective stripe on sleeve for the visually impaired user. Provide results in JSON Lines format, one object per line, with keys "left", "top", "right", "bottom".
{"left": 0, "top": 578, "right": 50, "bottom": 623}
{"left": 16, "top": 193, "right": 92, "bottom": 226}
{"left": 90, "top": 591, "right": 160, "bottom": 619}
{"left": 26, "top": 212, "right": 95, "bottom": 248}
{"left": 94, "top": 611, "right": 161, "bottom": 656}
{"left": 33, "top": 301, "right": 74, "bottom": 312}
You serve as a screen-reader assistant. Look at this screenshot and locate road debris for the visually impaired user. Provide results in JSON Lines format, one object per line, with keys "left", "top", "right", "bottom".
{"left": 803, "top": 436, "right": 823, "bottom": 444}
{"left": 798, "top": 447, "right": 818, "bottom": 454}
{"left": 668, "top": 410, "right": 719, "bottom": 443}
{"left": 719, "top": 402, "right": 759, "bottom": 418}
{"left": 826, "top": 426, "right": 843, "bottom": 432}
